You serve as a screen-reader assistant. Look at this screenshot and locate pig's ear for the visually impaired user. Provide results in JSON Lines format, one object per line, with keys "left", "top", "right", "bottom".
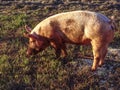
{"left": 25, "top": 25, "right": 32, "bottom": 33}
{"left": 24, "top": 33, "right": 39, "bottom": 40}
{"left": 28, "top": 34, "right": 38, "bottom": 40}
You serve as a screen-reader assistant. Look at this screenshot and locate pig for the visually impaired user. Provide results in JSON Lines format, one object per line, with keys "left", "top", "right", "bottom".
{"left": 24, "top": 10, "right": 115, "bottom": 71}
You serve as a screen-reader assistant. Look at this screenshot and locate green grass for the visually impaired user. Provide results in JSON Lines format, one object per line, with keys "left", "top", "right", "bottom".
{"left": 0, "top": 13, "right": 27, "bottom": 30}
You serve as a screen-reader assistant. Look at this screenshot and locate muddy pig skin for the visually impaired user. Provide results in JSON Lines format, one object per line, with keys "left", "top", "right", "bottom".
{"left": 25, "top": 10, "right": 115, "bottom": 70}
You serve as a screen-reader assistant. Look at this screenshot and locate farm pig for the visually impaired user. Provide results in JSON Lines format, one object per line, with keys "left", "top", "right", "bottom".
{"left": 24, "top": 10, "right": 115, "bottom": 71}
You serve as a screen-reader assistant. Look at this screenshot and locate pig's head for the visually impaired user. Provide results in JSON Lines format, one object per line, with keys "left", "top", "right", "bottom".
{"left": 24, "top": 25, "right": 50, "bottom": 56}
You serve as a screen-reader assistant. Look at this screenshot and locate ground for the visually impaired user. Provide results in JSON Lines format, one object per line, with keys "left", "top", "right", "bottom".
{"left": 0, "top": 0, "right": 120, "bottom": 90}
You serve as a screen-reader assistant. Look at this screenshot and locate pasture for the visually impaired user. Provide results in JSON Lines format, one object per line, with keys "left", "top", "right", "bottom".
{"left": 0, "top": 0, "right": 120, "bottom": 90}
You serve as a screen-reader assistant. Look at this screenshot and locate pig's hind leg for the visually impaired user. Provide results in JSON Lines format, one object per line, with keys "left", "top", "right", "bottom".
{"left": 98, "top": 44, "right": 108, "bottom": 67}
{"left": 91, "top": 40, "right": 103, "bottom": 71}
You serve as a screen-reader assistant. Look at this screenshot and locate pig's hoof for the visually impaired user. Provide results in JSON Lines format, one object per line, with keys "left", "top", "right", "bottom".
{"left": 98, "top": 62, "right": 103, "bottom": 67}
{"left": 98, "top": 64, "right": 102, "bottom": 67}
{"left": 91, "top": 67, "right": 97, "bottom": 71}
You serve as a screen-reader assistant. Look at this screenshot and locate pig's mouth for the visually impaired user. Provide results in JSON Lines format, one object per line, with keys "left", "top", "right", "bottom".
{"left": 26, "top": 48, "right": 40, "bottom": 56}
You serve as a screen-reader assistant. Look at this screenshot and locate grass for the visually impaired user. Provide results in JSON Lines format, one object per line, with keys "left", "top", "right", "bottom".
{"left": 0, "top": 49, "right": 96, "bottom": 90}
{"left": 0, "top": 1, "right": 120, "bottom": 90}
{"left": 0, "top": 13, "right": 27, "bottom": 30}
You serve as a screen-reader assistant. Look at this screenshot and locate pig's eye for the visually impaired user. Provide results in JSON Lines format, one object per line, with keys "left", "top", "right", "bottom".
{"left": 29, "top": 40, "right": 36, "bottom": 48}
{"left": 30, "top": 41, "right": 35, "bottom": 43}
